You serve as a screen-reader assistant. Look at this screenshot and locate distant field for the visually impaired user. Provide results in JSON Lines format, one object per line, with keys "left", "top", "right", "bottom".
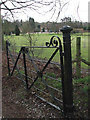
{"left": 4, "top": 33, "right": 89, "bottom": 68}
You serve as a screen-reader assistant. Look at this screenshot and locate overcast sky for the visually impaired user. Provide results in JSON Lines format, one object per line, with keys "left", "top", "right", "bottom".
{"left": 1, "top": 0, "right": 90, "bottom": 22}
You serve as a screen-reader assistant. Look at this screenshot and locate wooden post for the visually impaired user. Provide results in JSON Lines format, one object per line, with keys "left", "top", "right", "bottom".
{"left": 6, "top": 41, "right": 11, "bottom": 76}
{"left": 76, "top": 37, "right": 81, "bottom": 78}
{"left": 60, "top": 26, "right": 74, "bottom": 116}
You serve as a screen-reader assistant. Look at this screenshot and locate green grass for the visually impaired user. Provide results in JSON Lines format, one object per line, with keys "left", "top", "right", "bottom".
{"left": 34, "top": 72, "right": 89, "bottom": 92}
{"left": 4, "top": 33, "right": 89, "bottom": 68}
{"left": 73, "top": 76, "right": 89, "bottom": 108}
{"left": 73, "top": 76, "right": 89, "bottom": 93}
{"left": 73, "top": 76, "right": 89, "bottom": 84}
{"left": 34, "top": 72, "right": 62, "bottom": 90}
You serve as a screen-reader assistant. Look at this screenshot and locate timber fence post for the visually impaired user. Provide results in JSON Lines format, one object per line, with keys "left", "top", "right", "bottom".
{"left": 60, "top": 26, "right": 74, "bottom": 116}
{"left": 76, "top": 37, "right": 81, "bottom": 78}
{"left": 6, "top": 41, "right": 10, "bottom": 76}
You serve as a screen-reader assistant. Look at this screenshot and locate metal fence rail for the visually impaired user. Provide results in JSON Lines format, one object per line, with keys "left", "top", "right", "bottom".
{"left": 6, "top": 26, "right": 74, "bottom": 117}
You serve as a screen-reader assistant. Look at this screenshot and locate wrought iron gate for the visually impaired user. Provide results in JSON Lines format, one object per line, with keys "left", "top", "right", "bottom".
{"left": 6, "top": 26, "right": 74, "bottom": 117}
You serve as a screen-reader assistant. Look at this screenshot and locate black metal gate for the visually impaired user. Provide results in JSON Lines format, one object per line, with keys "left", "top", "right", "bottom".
{"left": 6, "top": 26, "right": 74, "bottom": 117}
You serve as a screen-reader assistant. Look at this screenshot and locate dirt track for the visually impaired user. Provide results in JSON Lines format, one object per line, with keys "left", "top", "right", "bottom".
{"left": 2, "top": 51, "right": 88, "bottom": 119}
{"left": 2, "top": 51, "right": 62, "bottom": 118}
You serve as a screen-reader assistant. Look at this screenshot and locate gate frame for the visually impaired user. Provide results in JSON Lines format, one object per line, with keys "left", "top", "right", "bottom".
{"left": 6, "top": 25, "right": 74, "bottom": 117}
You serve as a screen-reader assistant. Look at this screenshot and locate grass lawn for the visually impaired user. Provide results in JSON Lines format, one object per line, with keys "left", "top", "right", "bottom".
{"left": 4, "top": 33, "right": 89, "bottom": 68}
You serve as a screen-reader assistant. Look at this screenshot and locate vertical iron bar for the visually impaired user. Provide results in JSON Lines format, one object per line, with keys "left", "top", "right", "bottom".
{"left": 6, "top": 41, "right": 10, "bottom": 76}
{"left": 59, "top": 41, "right": 65, "bottom": 114}
{"left": 23, "top": 52, "right": 28, "bottom": 89}
{"left": 60, "top": 26, "right": 74, "bottom": 116}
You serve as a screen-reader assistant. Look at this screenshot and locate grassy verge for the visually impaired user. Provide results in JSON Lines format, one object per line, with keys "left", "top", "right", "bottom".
{"left": 34, "top": 72, "right": 62, "bottom": 90}
{"left": 73, "top": 76, "right": 89, "bottom": 94}
{"left": 35, "top": 72, "right": 89, "bottom": 93}
{"left": 73, "top": 76, "right": 89, "bottom": 117}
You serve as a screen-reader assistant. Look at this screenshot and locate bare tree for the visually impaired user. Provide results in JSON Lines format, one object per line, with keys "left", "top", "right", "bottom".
{"left": 0, "top": 0, "right": 70, "bottom": 51}
{"left": 0, "top": 0, "right": 69, "bottom": 21}
{"left": 0, "top": 0, "right": 52, "bottom": 19}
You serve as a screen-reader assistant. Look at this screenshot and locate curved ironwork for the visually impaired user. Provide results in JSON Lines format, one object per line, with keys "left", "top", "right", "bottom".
{"left": 46, "top": 36, "right": 62, "bottom": 47}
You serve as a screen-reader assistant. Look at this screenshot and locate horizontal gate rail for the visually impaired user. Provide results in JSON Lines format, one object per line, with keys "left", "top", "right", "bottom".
{"left": 29, "top": 69, "right": 61, "bottom": 82}
{"left": 14, "top": 46, "right": 60, "bottom": 49}
{"left": 33, "top": 86, "right": 62, "bottom": 105}
{"left": 33, "top": 86, "right": 63, "bottom": 103}
{"left": 43, "top": 75, "right": 61, "bottom": 82}
{"left": 33, "top": 58, "right": 61, "bottom": 66}
{"left": 8, "top": 52, "right": 61, "bottom": 66}
{"left": 28, "top": 48, "right": 59, "bottom": 90}
{"left": 15, "top": 75, "right": 26, "bottom": 84}
{"left": 26, "top": 52, "right": 39, "bottom": 72}
{"left": 35, "top": 94, "right": 62, "bottom": 111}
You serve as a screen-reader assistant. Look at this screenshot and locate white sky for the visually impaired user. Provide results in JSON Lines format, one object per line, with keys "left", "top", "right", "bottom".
{"left": 1, "top": 0, "right": 90, "bottom": 22}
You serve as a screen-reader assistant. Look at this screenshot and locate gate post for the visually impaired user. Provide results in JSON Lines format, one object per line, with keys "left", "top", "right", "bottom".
{"left": 76, "top": 37, "right": 81, "bottom": 78}
{"left": 60, "top": 26, "right": 74, "bottom": 116}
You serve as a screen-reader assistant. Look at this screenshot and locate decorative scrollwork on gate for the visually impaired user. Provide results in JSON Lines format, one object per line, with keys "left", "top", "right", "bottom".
{"left": 46, "top": 36, "right": 61, "bottom": 47}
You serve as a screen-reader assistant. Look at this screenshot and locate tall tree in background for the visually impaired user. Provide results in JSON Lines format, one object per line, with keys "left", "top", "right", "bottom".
{"left": 2, "top": 20, "right": 11, "bottom": 35}
{"left": 29, "top": 17, "right": 35, "bottom": 33}
{"left": 37, "top": 25, "right": 41, "bottom": 32}
{"left": 2, "top": 19, "right": 15, "bottom": 35}
{"left": 15, "top": 25, "right": 20, "bottom": 36}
